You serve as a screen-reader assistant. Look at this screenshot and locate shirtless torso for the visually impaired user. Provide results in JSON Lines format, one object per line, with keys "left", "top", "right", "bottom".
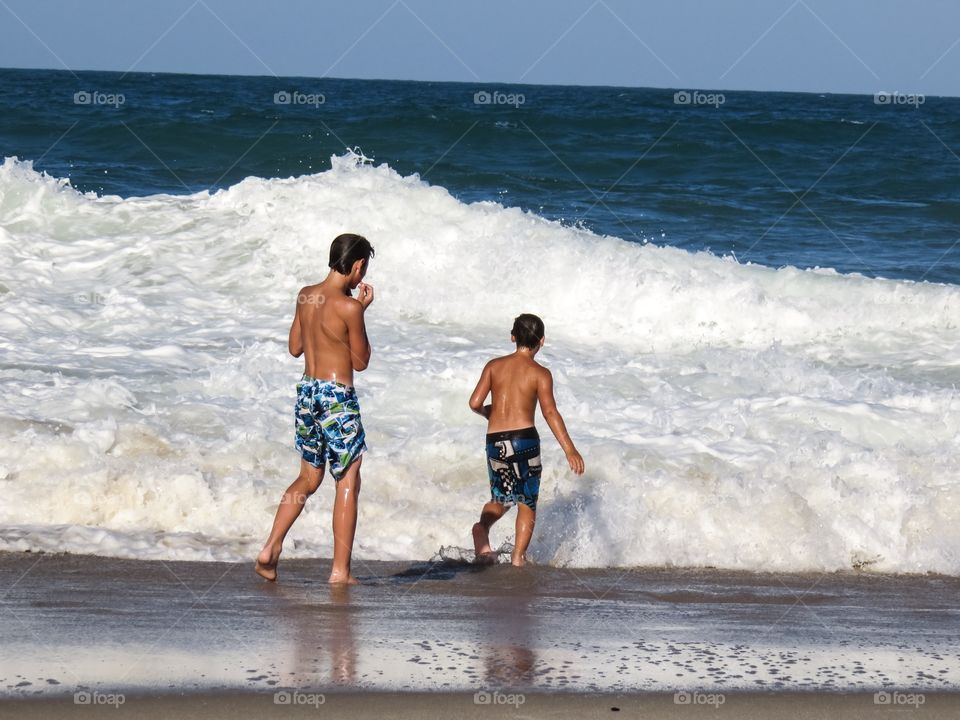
{"left": 469, "top": 348, "right": 581, "bottom": 465}
{"left": 290, "top": 279, "right": 373, "bottom": 384}
{"left": 482, "top": 352, "right": 546, "bottom": 433}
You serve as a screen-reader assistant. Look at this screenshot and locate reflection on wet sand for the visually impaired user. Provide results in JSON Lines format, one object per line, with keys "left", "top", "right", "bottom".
{"left": 270, "top": 563, "right": 542, "bottom": 691}
{"left": 328, "top": 585, "right": 357, "bottom": 684}
{"left": 480, "top": 588, "right": 536, "bottom": 689}
{"left": 274, "top": 583, "right": 357, "bottom": 687}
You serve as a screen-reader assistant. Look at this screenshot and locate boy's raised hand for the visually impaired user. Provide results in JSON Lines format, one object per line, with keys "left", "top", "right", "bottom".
{"left": 566, "top": 449, "right": 585, "bottom": 475}
{"left": 357, "top": 282, "right": 375, "bottom": 309}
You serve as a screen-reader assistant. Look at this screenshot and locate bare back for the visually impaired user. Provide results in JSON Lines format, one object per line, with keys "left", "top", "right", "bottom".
{"left": 483, "top": 353, "right": 547, "bottom": 433}
{"left": 291, "top": 281, "right": 370, "bottom": 385}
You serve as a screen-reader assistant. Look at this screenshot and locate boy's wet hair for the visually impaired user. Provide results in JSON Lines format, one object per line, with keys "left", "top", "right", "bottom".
{"left": 329, "top": 233, "right": 374, "bottom": 275}
{"left": 512, "top": 313, "right": 545, "bottom": 350}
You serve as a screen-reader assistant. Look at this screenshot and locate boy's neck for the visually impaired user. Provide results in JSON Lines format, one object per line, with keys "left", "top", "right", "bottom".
{"left": 324, "top": 269, "right": 353, "bottom": 294}
{"left": 514, "top": 346, "right": 539, "bottom": 358}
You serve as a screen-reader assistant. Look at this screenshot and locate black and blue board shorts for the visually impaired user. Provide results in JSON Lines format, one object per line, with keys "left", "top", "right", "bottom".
{"left": 485, "top": 427, "right": 542, "bottom": 511}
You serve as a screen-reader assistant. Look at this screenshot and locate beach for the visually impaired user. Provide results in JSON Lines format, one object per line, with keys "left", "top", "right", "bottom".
{"left": 2, "top": 550, "right": 958, "bottom": 716}
{"left": 2, "top": 67, "right": 960, "bottom": 717}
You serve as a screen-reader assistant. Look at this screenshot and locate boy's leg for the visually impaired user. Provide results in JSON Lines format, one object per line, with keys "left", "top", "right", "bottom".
{"left": 329, "top": 457, "right": 362, "bottom": 584}
{"left": 256, "top": 459, "right": 325, "bottom": 581}
{"left": 511, "top": 504, "right": 536, "bottom": 567}
{"left": 472, "top": 501, "right": 508, "bottom": 563}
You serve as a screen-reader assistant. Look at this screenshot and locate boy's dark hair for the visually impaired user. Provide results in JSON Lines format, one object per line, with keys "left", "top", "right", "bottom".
{"left": 329, "top": 233, "right": 374, "bottom": 275}
{"left": 512, "top": 313, "right": 545, "bottom": 350}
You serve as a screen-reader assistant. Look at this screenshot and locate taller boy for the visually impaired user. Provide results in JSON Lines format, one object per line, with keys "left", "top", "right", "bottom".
{"left": 256, "top": 234, "right": 375, "bottom": 585}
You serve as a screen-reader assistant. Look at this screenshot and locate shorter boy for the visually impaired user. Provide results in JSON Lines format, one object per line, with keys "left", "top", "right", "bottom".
{"left": 469, "top": 313, "right": 584, "bottom": 566}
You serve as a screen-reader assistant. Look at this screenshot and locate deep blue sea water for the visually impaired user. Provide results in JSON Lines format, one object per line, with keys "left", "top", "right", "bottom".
{"left": 1, "top": 68, "right": 958, "bottom": 283}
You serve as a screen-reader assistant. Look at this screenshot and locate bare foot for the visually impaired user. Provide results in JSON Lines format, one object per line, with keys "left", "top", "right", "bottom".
{"left": 328, "top": 571, "right": 360, "bottom": 585}
{"left": 255, "top": 546, "right": 280, "bottom": 582}
{"left": 511, "top": 554, "right": 526, "bottom": 567}
{"left": 472, "top": 523, "right": 496, "bottom": 565}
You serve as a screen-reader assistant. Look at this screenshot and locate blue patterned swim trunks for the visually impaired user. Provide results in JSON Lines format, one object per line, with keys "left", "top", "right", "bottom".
{"left": 486, "top": 427, "right": 542, "bottom": 511}
{"left": 294, "top": 375, "right": 367, "bottom": 480}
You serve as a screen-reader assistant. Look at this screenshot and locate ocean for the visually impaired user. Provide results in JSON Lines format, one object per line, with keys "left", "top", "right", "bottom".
{"left": 1, "top": 68, "right": 958, "bottom": 574}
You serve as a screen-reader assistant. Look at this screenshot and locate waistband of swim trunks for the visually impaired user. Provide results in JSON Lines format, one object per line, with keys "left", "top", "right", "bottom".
{"left": 486, "top": 427, "right": 539, "bottom": 444}
{"left": 299, "top": 374, "right": 354, "bottom": 390}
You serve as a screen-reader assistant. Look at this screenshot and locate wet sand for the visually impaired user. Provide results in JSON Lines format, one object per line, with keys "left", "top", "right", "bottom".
{"left": 1, "top": 551, "right": 958, "bottom": 716}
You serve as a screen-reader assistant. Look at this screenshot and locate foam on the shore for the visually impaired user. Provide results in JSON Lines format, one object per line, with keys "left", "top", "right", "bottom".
{"left": 1, "top": 153, "right": 958, "bottom": 573}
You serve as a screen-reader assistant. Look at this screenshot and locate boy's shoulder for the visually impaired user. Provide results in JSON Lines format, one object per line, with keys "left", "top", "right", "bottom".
{"left": 317, "top": 283, "right": 361, "bottom": 309}
{"left": 296, "top": 283, "right": 361, "bottom": 318}
{"left": 487, "top": 353, "right": 550, "bottom": 376}
{"left": 297, "top": 282, "right": 331, "bottom": 299}
{"left": 486, "top": 353, "right": 527, "bottom": 368}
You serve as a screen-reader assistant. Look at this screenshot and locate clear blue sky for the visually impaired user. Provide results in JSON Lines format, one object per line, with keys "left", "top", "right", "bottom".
{"left": 1, "top": 0, "right": 958, "bottom": 96}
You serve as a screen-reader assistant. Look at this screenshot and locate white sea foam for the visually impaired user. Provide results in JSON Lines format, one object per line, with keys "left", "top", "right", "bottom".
{"left": 1, "top": 153, "right": 958, "bottom": 573}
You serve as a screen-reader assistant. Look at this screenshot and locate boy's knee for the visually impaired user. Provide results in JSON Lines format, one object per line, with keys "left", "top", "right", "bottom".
{"left": 336, "top": 462, "right": 362, "bottom": 490}
{"left": 296, "top": 471, "right": 323, "bottom": 496}
{"left": 516, "top": 505, "right": 536, "bottom": 522}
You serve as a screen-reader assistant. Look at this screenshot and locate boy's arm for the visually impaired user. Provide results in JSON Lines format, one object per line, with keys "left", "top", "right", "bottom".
{"left": 538, "top": 368, "right": 585, "bottom": 475}
{"left": 468, "top": 362, "right": 493, "bottom": 419}
{"left": 288, "top": 293, "right": 304, "bottom": 358}
{"left": 342, "top": 298, "right": 372, "bottom": 371}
